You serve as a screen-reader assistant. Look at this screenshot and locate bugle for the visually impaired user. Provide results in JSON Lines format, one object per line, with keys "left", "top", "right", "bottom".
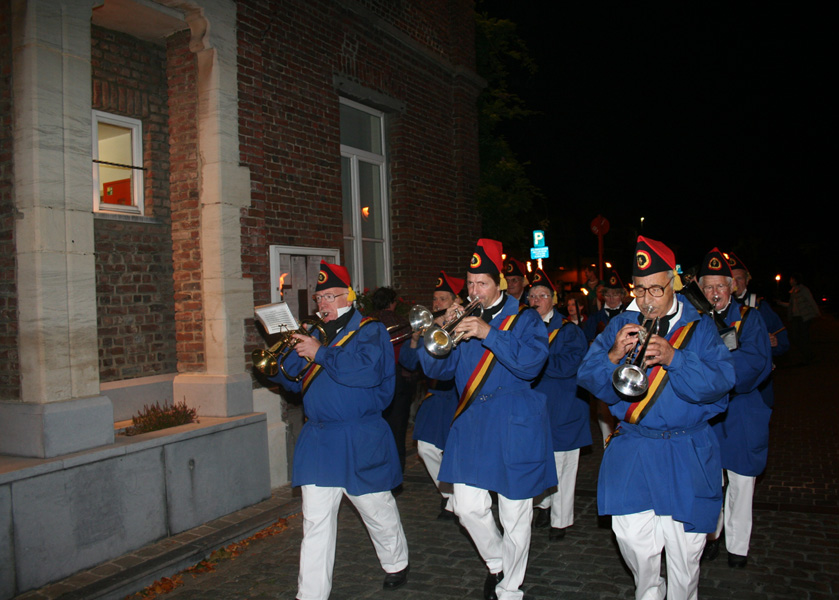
{"left": 612, "top": 317, "right": 660, "bottom": 397}
{"left": 423, "top": 297, "right": 484, "bottom": 357}
{"left": 252, "top": 319, "right": 327, "bottom": 381}
{"left": 387, "top": 305, "right": 447, "bottom": 344}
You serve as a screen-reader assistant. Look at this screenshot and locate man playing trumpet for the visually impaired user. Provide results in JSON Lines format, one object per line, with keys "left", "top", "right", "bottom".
{"left": 578, "top": 236, "right": 735, "bottom": 600}
{"left": 268, "top": 261, "right": 409, "bottom": 600}
{"left": 417, "top": 239, "right": 554, "bottom": 600}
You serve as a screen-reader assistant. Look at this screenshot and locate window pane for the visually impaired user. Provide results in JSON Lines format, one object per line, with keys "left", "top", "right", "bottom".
{"left": 340, "top": 103, "right": 382, "bottom": 154}
{"left": 97, "top": 122, "right": 134, "bottom": 206}
{"left": 358, "top": 161, "right": 382, "bottom": 239}
{"left": 343, "top": 238, "right": 356, "bottom": 288}
{"left": 362, "top": 240, "right": 385, "bottom": 291}
{"left": 341, "top": 156, "right": 353, "bottom": 237}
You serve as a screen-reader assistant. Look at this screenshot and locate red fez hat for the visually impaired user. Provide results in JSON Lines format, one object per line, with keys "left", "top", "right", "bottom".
{"left": 435, "top": 270, "right": 464, "bottom": 296}
{"left": 726, "top": 252, "right": 748, "bottom": 273}
{"left": 633, "top": 236, "right": 676, "bottom": 277}
{"left": 470, "top": 238, "right": 504, "bottom": 275}
{"left": 504, "top": 258, "right": 528, "bottom": 280}
{"left": 315, "top": 261, "right": 351, "bottom": 291}
{"left": 529, "top": 268, "right": 555, "bottom": 292}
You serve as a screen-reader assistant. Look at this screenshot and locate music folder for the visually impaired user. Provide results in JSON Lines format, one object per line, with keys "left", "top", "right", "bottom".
{"left": 254, "top": 302, "right": 300, "bottom": 335}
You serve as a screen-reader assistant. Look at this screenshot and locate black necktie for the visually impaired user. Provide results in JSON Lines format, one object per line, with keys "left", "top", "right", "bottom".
{"left": 638, "top": 311, "right": 672, "bottom": 338}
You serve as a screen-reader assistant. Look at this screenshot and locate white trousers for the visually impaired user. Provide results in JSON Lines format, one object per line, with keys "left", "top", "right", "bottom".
{"left": 713, "top": 470, "right": 756, "bottom": 556}
{"left": 535, "top": 448, "right": 580, "bottom": 529}
{"left": 452, "top": 483, "right": 532, "bottom": 600}
{"left": 298, "top": 485, "right": 409, "bottom": 600}
{"left": 612, "top": 511, "right": 706, "bottom": 600}
{"left": 417, "top": 440, "right": 453, "bottom": 510}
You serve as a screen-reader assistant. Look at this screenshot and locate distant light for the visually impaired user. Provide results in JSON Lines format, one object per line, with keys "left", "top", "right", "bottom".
{"left": 775, "top": 274, "right": 781, "bottom": 282}
{"left": 605, "top": 261, "right": 612, "bottom": 269}
{"left": 581, "top": 288, "right": 589, "bottom": 296}
{"left": 361, "top": 206, "right": 370, "bottom": 219}
{"left": 537, "top": 258, "right": 543, "bottom": 270}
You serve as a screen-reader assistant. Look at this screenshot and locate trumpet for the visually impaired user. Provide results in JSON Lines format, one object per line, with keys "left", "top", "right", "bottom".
{"left": 386, "top": 305, "right": 447, "bottom": 344}
{"left": 252, "top": 319, "right": 328, "bottom": 381}
{"left": 423, "top": 297, "right": 484, "bottom": 357}
{"left": 612, "top": 317, "right": 660, "bottom": 397}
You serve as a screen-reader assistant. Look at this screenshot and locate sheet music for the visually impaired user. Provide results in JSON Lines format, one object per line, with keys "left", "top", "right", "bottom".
{"left": 254, "top": 302, "right": 300, "bottom": 335}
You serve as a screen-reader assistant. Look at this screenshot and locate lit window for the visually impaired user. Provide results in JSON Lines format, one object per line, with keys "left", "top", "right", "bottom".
{"left": 340, "top": 98, "right": 390, "bottom": 291}
{"left": 92, "top": 110, "right": 144, "bottom": 214}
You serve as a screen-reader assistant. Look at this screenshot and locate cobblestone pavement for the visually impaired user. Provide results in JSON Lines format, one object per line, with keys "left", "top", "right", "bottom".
{"left": 18, "top": 316, "right": 839, "bottom": 600}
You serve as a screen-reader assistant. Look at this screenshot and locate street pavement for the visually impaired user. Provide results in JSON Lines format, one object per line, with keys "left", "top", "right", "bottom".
{"left": 17, "top": 315, "right": 839, "bottom": 600}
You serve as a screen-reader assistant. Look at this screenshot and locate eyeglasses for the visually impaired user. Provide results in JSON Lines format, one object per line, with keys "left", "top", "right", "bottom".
{"left": 633, "top": 285, "right": 668, "bottom": 298}
{"left": 701, "top": 284, "right": 729, "bottom": 294}
{"left": 312, "top": 292, "right": 348, "bottom": 303}
{"left": 528, "top": 293, "right": 552, "bottom": 300}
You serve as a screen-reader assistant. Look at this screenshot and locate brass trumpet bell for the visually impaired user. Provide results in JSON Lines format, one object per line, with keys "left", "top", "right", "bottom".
{"left": 612, "top": 317, "right": 659, "bottom": 397}
{"left": 423, "top": 297, "right": 483, "bottom": 357}
{"left": 252, "top": 319, "right": 327, "bottom": 381}
{"left": 386, "top": 305, "right": 447, "bottom": 344}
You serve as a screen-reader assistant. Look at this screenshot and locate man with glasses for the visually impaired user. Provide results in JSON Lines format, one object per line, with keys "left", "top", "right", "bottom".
{"left": 578, "top": 236, "right": 735, "bottom": 600}
{"left": 697, "top": 249, "right": 772, "bottom": 569}
{"left": 527, "top": 268, "right": 591, "bottom": 541}
{"left": 269, "top": 260, "right": 409, "bottom": 600}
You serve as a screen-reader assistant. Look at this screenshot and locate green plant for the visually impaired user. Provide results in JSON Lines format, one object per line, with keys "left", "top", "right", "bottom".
{"left": 125, "top": 401, "right": 198, "bottom": 436}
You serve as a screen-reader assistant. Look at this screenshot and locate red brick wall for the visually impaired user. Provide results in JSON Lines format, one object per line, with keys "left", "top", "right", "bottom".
{"left": 0, "top": 0, "right": 18, "bottom": 399}
{"left": 167, "top": 31, "right": 204, "bottom": 373}
{"left": 91, "top": 26, "right": 177, "bottom": 381}
{"left": 238, "top": 0, "right": 482, "bottom": 330}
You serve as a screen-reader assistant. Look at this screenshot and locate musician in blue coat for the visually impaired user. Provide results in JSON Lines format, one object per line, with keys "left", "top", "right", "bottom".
{"left": 418, "top": 239, "right": 553, "bottom": 600}
{"left": 268, "top": 261, "right": 409, "bottom": 600}
{"left": 729, "top": 252, "right": 790, "bottom": 409}
{"left": 699, "top": 250, "right": 773, "bottom": 569}
{"left": 527, "top": 268, "right": 591, "bottom": 541}
{"left": 399, "top": 270, "right": 464, "bottom": 520}
{"left": 578, "top": 237, "right": 735, "bottom": 600}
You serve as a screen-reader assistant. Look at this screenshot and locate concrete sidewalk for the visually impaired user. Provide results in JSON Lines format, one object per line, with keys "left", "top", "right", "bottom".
{"left": 15, "top": 317, "right": 839, "bottom": 600}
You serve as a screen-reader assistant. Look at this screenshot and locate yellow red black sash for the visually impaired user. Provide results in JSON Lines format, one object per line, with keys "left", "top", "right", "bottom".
{"left": 453, "top": 305, "right": 529, "bottom": 422}
{"left": 300, "top": 317, "right": 379, "bottom": 395}
{"left": 734, "top": 305, "right": 752, "bottom": 339}
{"left": 624, "top": 320, "right": 698, "bottom": 424}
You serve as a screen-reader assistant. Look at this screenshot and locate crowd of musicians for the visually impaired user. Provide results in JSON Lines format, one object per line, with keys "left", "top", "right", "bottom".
{"left": 260, "top": 234, "right": 804, "bottom": 600}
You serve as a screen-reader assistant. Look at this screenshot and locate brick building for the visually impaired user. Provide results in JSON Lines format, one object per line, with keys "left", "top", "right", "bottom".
{"left": 0, "top": 0, "right": 482, "bottom": 596}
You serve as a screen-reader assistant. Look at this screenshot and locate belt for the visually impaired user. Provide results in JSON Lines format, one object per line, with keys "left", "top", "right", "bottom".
{"left": 619, "top": 421, "right": 709, "bottom": 440}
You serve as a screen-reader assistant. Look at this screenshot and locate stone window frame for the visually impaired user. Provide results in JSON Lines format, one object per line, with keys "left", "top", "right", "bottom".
{"left": 92, "top": 109, "right": 145, "bottom": 216}
{"left": 339, "top": 97, "right": 392, "bottom": 291}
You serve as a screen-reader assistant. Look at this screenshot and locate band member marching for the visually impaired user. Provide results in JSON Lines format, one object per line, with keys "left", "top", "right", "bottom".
{"left": 417, "top": 239, "right": 554, "bottom": 600}
{"left": 268, "top": 261, "right": 409, "bottom": 600}
{"left": 578, "top": 236, "right": 735, "bottom": 600}
{"left": 527, "top": 268, "right": 591, "bottom": 541}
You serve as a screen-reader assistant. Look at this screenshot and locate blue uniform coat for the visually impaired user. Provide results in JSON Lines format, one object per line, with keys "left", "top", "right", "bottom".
{"left": 400, "top": 342, "right": 457, "bottom": 450}
{"left": 577, "top": 300, "right": 735, "bottom": 532}
{"left": 712, "top": 300, "right": 774, "bottom": 476}
{"left": 533, "top": 309, "right": 592, "bottom": 451}
{"left": 269, "top": 309, "right": 401, "bottom": 496}
{"left": 749, "top": 296, "right": 789, "bottom": 409}
{"left": 418, "top": 294, "right": 555, "bottom": 500}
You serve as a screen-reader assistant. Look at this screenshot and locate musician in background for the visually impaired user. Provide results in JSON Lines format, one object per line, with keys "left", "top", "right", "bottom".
{"left": 581, "top": 264, "right": 603, "bottom": 317}
{"left": 503, "top": 257, "right": 528, "bottom": 304}
{"left": 583, "top": 269, "right": 627, "bottom": 446}
{"left": 269, "top": 261, "right": 409, "bottom": 599}
{"left": 578, "top": 236, "right": 735, "bottom": 600}
{"left": 697, "top": 249, "right": 772, "bottom": 568}
{"left": 527, "top": 268, "right": 591, "bottom": 541}
{"left": 418, "top": 239, "right": 553, "bottom": 600}
{"left": 562, "top": 293, "right": 587, "bottom": 327}
{"left": 399, "top": 271, "right": 464, "bottom": 520}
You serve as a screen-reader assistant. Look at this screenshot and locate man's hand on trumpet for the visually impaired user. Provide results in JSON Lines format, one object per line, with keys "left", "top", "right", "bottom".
{"left": 292, "top": 333, "right": 321, "bottom": 361}
{"left": 643, "top": 335, "right": 675, "bottom": 367}
{"left": 453, "top": 316, "right": 491, "bottom": 341}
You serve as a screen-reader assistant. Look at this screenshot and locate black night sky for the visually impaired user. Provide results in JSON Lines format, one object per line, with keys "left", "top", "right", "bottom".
{"left": 478, "top": 3, "right": 835, "bottom": 303}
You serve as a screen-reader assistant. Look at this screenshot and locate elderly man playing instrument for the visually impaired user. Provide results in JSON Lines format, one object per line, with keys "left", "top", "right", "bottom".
{"left": 527, "top": 268, "right": 591, "bottom": 541}
{"left": 578, "top": 236, "right": 735, "bottom": 600}
{"left": 268, "top": 261, "right": 409, "bottom": 600}
{"left": 697, "top": 249, "right": 772, "bottom": 569}
{"left": 418, "top": 239, "right": 553, "bottom": 600}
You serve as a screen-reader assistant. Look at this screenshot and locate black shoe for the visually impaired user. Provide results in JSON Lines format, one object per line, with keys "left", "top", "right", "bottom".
{"left": 533, "top": 507, "right": 550, "bottom": 528}
{"left": 383, "top": 564, "right": 409, "bottom": 590}
{"left": 484, "top": 570, "right": 503, "bottom": 600}
{"left": 702, "top": 537, "right": 720, "bottom": 562}
{"left": 728, "top": 553, "right": 747, "bottom": 568}
{"left": 549, "top": 526, "right": 566, "bottom": 541}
